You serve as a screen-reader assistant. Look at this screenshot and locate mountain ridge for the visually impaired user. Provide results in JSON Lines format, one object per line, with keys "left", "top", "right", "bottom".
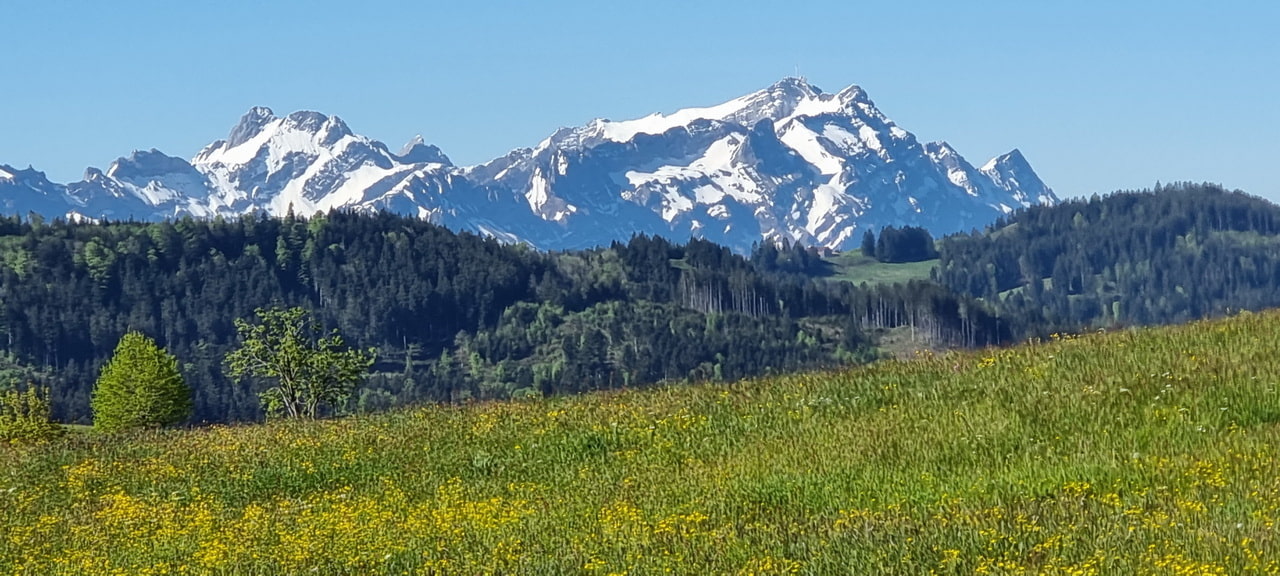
{"left": 0, "top": 78, "right": 1057, "bottom": 251}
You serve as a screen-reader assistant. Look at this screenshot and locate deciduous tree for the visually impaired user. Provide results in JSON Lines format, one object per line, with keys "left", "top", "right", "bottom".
{"left": 0, "top": 386, "right": 64, "bottom": 444}
{"left": 226, "top": 306, "right": 374, "bottom": 419}
{"left": 92, "top": 331, "right": 191, "bottom": 432}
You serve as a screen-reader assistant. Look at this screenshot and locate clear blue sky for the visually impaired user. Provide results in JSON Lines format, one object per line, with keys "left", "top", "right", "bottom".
{"left": 4, "top": 1, "right": 1278, "bottom": 201}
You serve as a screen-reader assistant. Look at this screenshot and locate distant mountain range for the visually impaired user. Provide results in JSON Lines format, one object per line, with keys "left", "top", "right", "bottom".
{"left": 0, "top": 78, "right": 1056, "bottom": 251}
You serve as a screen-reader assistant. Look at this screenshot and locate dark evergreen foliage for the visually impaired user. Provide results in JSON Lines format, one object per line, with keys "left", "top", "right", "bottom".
{"left": 0, "top": 212, "right": 1006, "bottom": 423}
{"left": 935, "top": 183, "right": 1280, "bottom": 336}
{"left": 874, "top": 226, "right": 938, "bottom": 263}
{"left": 860, "top": 229, "right": 877, "bottom": 259}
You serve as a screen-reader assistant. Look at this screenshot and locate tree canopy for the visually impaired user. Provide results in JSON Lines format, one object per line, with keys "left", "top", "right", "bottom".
{"left": 91, "top": 331, "right": 191, "bottom": 432}
{"left": 0, "top": 211, "right": 1009, "bottom": 423}
{"left": 226, "top": 306, "right": 374, "bottom": 419}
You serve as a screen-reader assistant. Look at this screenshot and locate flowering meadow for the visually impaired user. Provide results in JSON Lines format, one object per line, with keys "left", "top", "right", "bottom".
{"left": 4, "top": 311, "right": 1280, "bottom": 574}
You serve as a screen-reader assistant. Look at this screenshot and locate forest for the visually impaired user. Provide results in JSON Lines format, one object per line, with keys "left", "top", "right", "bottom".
{"left": 5, "top": 182, "right": 1277, "bottom": 425}
{"left": 934, "top": 182, "right": 1280, "bottom": 336}
{"left": 0, "top": 211, "right": 1003, "bottom": 423}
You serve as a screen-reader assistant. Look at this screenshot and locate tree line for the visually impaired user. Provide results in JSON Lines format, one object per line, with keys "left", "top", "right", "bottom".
{"left": 934, "top": 183, "right": 1280, "bottom": 336}
{"left": 0, "top": 211, "right": 1006, "bottom": 424}
{"left": 1, "top": 306, "right": 371, "bottom": 442}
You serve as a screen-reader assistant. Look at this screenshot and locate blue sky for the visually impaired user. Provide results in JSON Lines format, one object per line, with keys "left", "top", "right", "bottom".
{"left": 4, "top": 1, "right": 1278, "bottom": 200}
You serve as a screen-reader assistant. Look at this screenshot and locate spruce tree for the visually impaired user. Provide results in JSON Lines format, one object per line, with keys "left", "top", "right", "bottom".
{"left": 92, "top": 331, "right": 191, "bottom": 432}
{"left": 860, "top": 229, "right": 876, "bottom": 259}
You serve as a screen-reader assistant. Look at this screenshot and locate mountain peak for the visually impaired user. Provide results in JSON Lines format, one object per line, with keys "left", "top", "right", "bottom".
{"left": 396, "top": 135, "right": 452, "bottom": 165}
{"left": 227, "top": 106, "right": 278, "bottom": 148}
{"left": 280, "top": 110, "right": 352, "bottom": 146}
{"left": 5, "top": 80, "right": 1052, "bottom": 253}
{"left": 834, "top": 84, "right": 869, "bottom": 104}
{"left": 981, "top": 148, "right": 1057, "bottom": 205}
{"left": 106, "top": 149, "right": 197, "bottom": 182}
{"left": 580, "top": 78, "right": 839, "bottom": 145}
{"left": 764, "top": 76, "right": 823, "bottom": 97}
{"left": 400, "top": 135, "right": 426, "bottom": 156}
{"left": 1001, "top": 148, "right": 1028, "bottom": 164}
{"left": 981, "top": 148, "right": 1031, "bottom": 173}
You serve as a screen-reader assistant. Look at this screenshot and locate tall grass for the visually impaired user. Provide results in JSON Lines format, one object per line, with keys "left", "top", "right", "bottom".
{"left": 3, "top": 311, "right": 1280, "bottom": 574}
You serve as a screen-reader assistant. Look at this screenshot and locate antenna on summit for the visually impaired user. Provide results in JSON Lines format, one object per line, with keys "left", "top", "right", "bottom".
{"left": 793, "top": 65, "right": 806, "bottom": 84}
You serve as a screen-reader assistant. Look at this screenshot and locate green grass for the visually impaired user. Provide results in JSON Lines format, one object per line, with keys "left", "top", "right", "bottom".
{"left": 5, "top": 311, "right": 1280, "bottom": 574}
{"left": 824, "top": 252, "right": 937, "bottom": 286}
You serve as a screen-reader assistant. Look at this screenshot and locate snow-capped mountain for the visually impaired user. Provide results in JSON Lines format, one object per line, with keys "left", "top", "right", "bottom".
{"left": 0, "top": 165, "right": 73, "bottom": 217}
{"left": 0, "top": 78, "right": 1056, "bottom": 251}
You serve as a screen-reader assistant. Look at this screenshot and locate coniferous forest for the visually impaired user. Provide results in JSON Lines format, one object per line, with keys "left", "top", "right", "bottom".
{"left": 0, "top": 211, "right": 1004, "bottom": 423}
{"left": 4, "top": 182, "right": 1280, "bottom": 425}
{"left": 935, "top": 183, "right": 1280, "bottom": 336}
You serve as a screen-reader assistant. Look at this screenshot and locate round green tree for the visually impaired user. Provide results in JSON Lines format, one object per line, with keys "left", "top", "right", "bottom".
{"left": 92, "top": 331, "right": 192, "bottom": 432}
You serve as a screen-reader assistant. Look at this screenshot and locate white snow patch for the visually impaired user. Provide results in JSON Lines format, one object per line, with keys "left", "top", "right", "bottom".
{"left": 66, "top": 211, "right": 99, "bottom": 224}
{"left": 269, "top": 156, "right": 387, "bottom": 215}
{"left": 531, "top": 136, "right": 553, "bottom": 155}
{"left": 790, "top": 95, "right": 847, "bottom": 119}
{"left": 624, "top": 137, "right": 737, "bottom": 187}
{"left": 0, "top": 167, "right": 13, "bottom": 180}
{"left": 194, "top": 119, "right": 283, "bottom": 166}
{"left": 522, "top": 168, "right": 577, "bottom": 222}
{"left": 825, "top": 226, "right": 856, "bottom": 249}
{"left": 127, "top": 182, "right": 182, "bottom": 206}
{"left": 194, "top": 120, "right": 365, "bottom": 183}
{"left": 598, "top": 97, "right": 753, "bottom": 142}
{"left": 780, "top": 124, "right": 843, "bottom": 175}
{"left": 475, "top": 224, "right": 525, "bottom": 244}
{"left": 820, "top": 124, "right": 865, "bottom": 155}
{"left": 661, "top": 189, "right": 694, "bottom": 221}
{"left": 693, "top": 185, "right": 724, "bottom": 204}
{"left": 527, "top": 169, "right": 552, "bottom": 212}
{"left": 623, "top": 136, "right": 763, "bottom": 208}
{"left": 857, "top": 125, "right": 883, "bottom": 151}
{"left": 806, "top": 181, "right": 843, "bottom": 234}
{"left": 315, "top": 164, "right": 403, "bottom": 211}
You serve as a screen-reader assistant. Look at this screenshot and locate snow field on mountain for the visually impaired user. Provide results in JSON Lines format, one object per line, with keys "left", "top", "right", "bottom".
{"left": 1, "top": 79, "right": 1057, "bottom": 252}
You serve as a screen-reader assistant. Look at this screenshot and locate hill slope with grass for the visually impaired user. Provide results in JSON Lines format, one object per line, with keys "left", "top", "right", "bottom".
{"left": 4, "top": 311, "right": 1280, "bottom": 574}
{"left": 824, "top": 251, "right": 937, "bottom": 286}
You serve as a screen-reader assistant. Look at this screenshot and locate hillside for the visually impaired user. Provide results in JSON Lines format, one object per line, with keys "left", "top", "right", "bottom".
{"left": 4, "top": 310, "right": 1279, "bottom": 574}
{"left": 0, "top": 213, "right": 1004, "bottom": 423}
{"left": 937, "top": 182, "right": 1280, "bottom": 336}
{"left": 824, "top": 251, "right": 937, "bottom": 286}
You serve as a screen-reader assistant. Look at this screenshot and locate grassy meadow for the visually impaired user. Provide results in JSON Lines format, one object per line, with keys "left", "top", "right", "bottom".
{"left": 4, "top": 311, "right": 1280, "bottom": 574}
{"left": 824, "top": 252, "right": 937, "bottom": 286}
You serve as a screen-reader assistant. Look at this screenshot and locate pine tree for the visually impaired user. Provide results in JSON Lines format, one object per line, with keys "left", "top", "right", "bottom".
{"left": 860, "top": 229, "right": 876, "bottom": 259}
{"left": 92, "top": 331, "right": 192, "bottom": 432}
